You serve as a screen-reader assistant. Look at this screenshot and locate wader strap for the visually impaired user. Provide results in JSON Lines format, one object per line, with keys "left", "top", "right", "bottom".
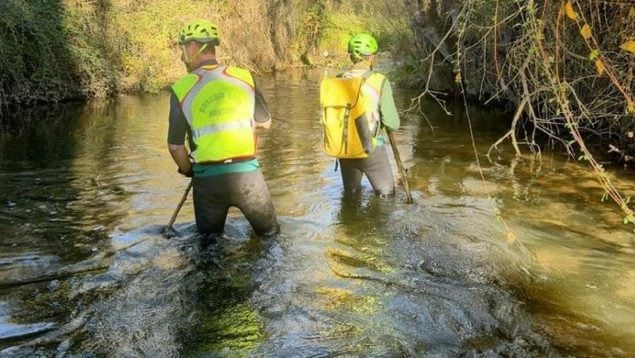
{"left": 342, "top": 104, "right": 350, "bottom": 154}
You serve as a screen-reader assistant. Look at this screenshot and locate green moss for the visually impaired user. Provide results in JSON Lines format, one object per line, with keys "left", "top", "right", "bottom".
{"left": 186, "top": 303, "right": 264, "bottom": 356}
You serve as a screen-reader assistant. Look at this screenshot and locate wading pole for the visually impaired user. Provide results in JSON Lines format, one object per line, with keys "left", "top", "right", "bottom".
{"left": 165, "top": 180, "right": 193, "bottom": 237}
{"left": 387, "top": 131, "right": 414, "bottom": 204}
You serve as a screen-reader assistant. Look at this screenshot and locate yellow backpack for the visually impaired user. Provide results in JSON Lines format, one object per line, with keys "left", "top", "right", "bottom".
{"left": 320, "top": 76, "right": 376, "bottom": 158}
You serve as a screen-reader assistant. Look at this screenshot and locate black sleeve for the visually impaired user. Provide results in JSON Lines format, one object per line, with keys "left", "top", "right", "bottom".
{"left": 253, "top": 78, "right": 271, "bottom": 123}
{"left": 167, "top": 90, "right": 188, "bottom": 145}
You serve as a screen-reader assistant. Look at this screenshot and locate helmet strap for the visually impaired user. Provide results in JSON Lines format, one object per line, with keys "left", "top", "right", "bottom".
{"left": 193, "top": 43, "right": 209, "bottom": 60}
{"left": 181, "top": 44, "right": 191, "bottom": 64}
{"left": 181, "top": 42, "right": 210, "bottom": 69}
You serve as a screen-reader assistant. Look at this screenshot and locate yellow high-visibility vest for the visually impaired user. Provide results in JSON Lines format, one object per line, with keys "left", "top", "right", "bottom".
{"left": 172, "top": 65, "right": 256, "bottom": 163}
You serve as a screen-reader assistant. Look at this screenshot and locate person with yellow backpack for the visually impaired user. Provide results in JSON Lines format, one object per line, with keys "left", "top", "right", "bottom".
{"left": 320, "top": 33, "right": 401, "bottom": 197}
{"left": 167, "top": 19, "right": 279, "bottom": 243}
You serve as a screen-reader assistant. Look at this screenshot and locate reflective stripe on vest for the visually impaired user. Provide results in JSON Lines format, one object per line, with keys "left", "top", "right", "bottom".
{"left": 171, "top": 65, "right": 257, "bottom": 163}
{"left": 192, "top": 118, "right": 253, "bottom": 138}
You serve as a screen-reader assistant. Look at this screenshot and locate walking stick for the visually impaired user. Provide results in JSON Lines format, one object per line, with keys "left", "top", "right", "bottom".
{"left": 164, "top": 180, "right": 193, "bottom": 238}
{"left": 387, "top": 131, "right": 414, "bottom": 204}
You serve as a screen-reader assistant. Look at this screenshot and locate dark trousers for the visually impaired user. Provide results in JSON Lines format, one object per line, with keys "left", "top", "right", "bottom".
{"left": 192, "top": 170, "right": 279, "bottom": 236}
{"left": 339, "top": 145, "right": 395, "bottom": 197}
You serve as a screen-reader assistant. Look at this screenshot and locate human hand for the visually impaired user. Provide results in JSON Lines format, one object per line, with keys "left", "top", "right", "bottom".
{"left": 177, "top": 166, "right": 193, "bottom": 177}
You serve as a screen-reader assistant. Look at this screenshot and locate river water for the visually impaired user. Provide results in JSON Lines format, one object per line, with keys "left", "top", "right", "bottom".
{"left": 0, "top": 70, "right": 633, "bottom": 357}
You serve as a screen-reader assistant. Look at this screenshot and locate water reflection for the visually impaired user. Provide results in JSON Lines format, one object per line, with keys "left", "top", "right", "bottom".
{"left": 0, "top": 71, "right": 633, "bottom": 356}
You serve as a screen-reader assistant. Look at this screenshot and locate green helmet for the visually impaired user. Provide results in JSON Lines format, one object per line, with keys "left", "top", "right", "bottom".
{"left": 178, "top": 19, "right": 220, "bottom": 46}
{"left": 347, "top": 33, "right": 378, "bottom": 58}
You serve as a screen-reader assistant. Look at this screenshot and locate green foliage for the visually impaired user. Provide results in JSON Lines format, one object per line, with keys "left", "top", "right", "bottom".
{"left": 0, "top": 0, "right": 414, "bottom": 109}
{"left": 0, "top": 0, "right": 120, "bottom": 108}
{"left": 406, "top": 0, "right": 635, "bottom": 158}
{"left": 292, "top": 0, "right": 413, "bottom": 67}
{"left": 108, "top": 0, "right": 187, "bottom": 93}
{"left": 0, "top": 1, "right": 79, "bottom": 106}
{"left": 320, "top": 12, "right": 367, "bottom": 53}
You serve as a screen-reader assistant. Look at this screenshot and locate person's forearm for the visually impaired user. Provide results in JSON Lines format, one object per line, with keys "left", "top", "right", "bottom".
{"left": 381, "top": 108, "right": 400, "bottom": 132}
{"left": 168, "top": 144, "right": 192, "bottom": 172}
{"left": 380, "top": 80, "right": 400, "bottom": 132}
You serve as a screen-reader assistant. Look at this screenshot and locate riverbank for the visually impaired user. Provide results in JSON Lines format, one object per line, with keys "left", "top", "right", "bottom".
{"left": 0, "top": 0, "right": 411, "bottom": 111}
{"left": 402, "top": 0, "right": 635, "bottom": 158}
{"left": 400, "top": 0, "right": 635, "bottom": 222}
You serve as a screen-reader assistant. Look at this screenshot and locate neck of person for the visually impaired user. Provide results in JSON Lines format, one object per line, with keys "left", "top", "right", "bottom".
{"left": 189, "top": 53, "right": 218, "bottom": 71}
{"left": 352, "top": 57, "right": 373, "bottom": 70}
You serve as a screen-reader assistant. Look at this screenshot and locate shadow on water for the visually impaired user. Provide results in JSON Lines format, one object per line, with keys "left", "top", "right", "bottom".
{"left": 1, "top": 223, "right": 199, "bottom": 357}
{"left": 1, "top": 101, "right": 129, "bottom": 261}
{"left": 0, "top": 100, "right": 134, "bottom": 353}
{"left": 0, "top": 93, "right": 176, "bottom": 355}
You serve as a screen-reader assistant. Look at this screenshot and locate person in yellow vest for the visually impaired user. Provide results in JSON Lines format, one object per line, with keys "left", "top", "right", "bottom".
{"left": 167, "top": 19, "right": 279, "bottom": 243}
{"left": 338, "top": 33, "right": 400, "bottom": 197}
